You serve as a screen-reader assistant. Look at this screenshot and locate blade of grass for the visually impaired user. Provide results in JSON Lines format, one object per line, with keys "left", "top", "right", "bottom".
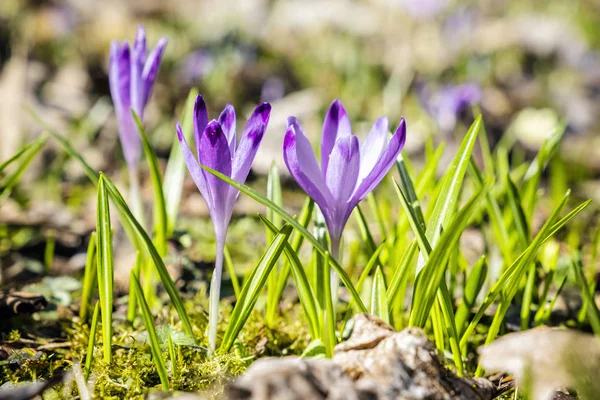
{"left": 461, "top": 194, "right": 590, "bottom": 352}
{"left": 220, "top": 224, "right": 293, "bottom": 352}
{"left": 163, "top": 88, "right": 198, "bottom": 236}
{"left": 0, "top": 134, "right": 48, "bottom": 173}
{"left": 455, "top": 256, "right": 487, "bottom": 336}
{"left": 272, "top": 198, "right": 315, "bottom": 311}
{"left": 340, "top": 241, "right": 386, "bottom": 338}
{"left": 260, "top": 214, "right": 320, "bottom": 339}
{"left": 132, "top": 111, "right": 168, "bottom": 257}
{"left": 131, "top": 274, "right": 170, "bottom": 390}
{"left": 79, "top": 232, "right": 97, "bottom": 321}
{"left": 224, "top": 246, "right": 241, "bottom": 299}
{"left": 394, "top": 178, "right": 466, "bottom": 373}
{"left": 418, "top": 116, "right": 482, "bottom": 271}
{"left": 266, "top": 162, "right": 283, "bottom": 324}
{"left": 199, "top": 163, "right": 367, "bottom": 312}
{"left": 409, "top": 185, "right": 487, "bottom": 327}
{"left": 84, "top": 302, "right": 100, "bottom": 381}
{"left": 96, "top": 176, "right": 114, "bottom": 363}
{"left": 127, "top": 252, "right": 142, "bottom": 323}
{"left": 371, "top": 266, "right": 389, "bottom": 324}
{"left": 506, "top": 175, "right": 530, "bottom": 250}
{"left": 572, "top": 256, "right": 600, "bottom": 335}
{"left": 0, "top": 134, "right": 49, "bottom": 199}
{"left": 27, "top": 106, "right": 99, "bottom": 184}
{"left": 100, "top": 173, "right": 194, "bottom": 338}
{"left": 386, "top": 240, "right": 418, "bottom": 308}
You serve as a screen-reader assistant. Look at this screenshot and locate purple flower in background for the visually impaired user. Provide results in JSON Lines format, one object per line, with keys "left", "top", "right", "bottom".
{"left": 178, "top": 49, "right": 213, "bottom": 85}
{"left": 283, "top": 99, "right": 406, "bottom": 256}
{"left": 177, "top": 95, "right": 271, "bottom": 351}
{"left": 109, "top": 25, "right": 167, "bottom": 169}
{"left": 399, "top": 0, "right": 449, "bottom": 19}
{"left": 419, "top": 82, "right": 481, "bottom": 133}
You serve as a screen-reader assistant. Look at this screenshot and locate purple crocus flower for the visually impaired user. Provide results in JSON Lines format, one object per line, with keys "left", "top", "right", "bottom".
{"left": 177, "top": 95, "right": 271, "bottom": 350}
{"left": 109, "top": 25, "right": 167, "bottom": 169}
{"left": 418, "top": 82, "right": 481, "bottom": 133}
{"left": 283, "top": 99, "right": 406, "bottom": 257}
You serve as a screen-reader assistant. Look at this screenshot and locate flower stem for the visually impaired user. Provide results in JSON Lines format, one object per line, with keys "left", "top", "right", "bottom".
{"left": 128, "top": 166, "right": 146, "bottom": 230}
{"left": 330, "top": 235, "right": 343, "bottom": 306}
{"left": 208, "top": 233, "right": 225, "bottom": 352}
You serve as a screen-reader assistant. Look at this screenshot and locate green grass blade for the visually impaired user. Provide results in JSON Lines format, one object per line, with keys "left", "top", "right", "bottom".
{"left": 455, "top": 256, "right": 487, "bottom": 336}
{"left": 163, "top": 88, "right": 198, "bottom": 236}
{"left": 396, "top": 155, "right": 426, "bottom": 229}
{"left": 127, "top": 252, "right": 142, "bottom": 323}
{"left": 437, "top": 281, "right": 464, "bottom": 375}
{"left": 260, "top": 215, "right": 320, "bottom": 339}
{"left": 386, "top": 240, "right": 418, "bottom": 307}
{"left": 26, "top": 106, "right": 99, "bottom": 184}
{"left": 0, "top": 134, "right": 48, "bottom": 173}
{"left": 84, "top": 302, "right": 100, "bottom": 381}
{"left": 266, "top": 162, "right": 283, "bottom": 324}
{"left": 272, "top": 198, "right": 315, "bottom": 312}
{"left": 460, "top": 194, "right": 590, "bottom": 351}
{"left": 420, "top": 116, "right": 482, "bottom": 268}
{"left": 522, "top": 122, "right": 565, "bottom": 218}
{"left": 131, "top": 274, "right": 170, "bottom": 390}
{"left": 96, "top": 176, "right": 114, "bottom": 363}
{"left": 340, "top": 241, "right": 387, "bottom": 338}
{"left": 132, "top": 111, "right": 168, "bottom": 256}
{"left": 572, "top": 257, "right": 600, "bottom": 335}
{"left": 100, "top": 173, "right": 194, "bottom": 338}
{"left": 167, "top": 331, "right": 177, "bottom": 378}
{"left": 537, "top": 276, "right": 567, "bottom": 325}
{"left": 355, "top": 204, "right": 378, "bottom": 255}
{"left": 371, "top": 266, "right": 389, "bottom": 324}
{"left": 0, "top": 134, "right": 49, "bottom": 199}
{"left": 468, "top": 160, "right": 511, "bottom": 263}
{"left": 79, "top": 232, "right": 97, "bottom": 321}
{"left": 220, "top": 224, "right": 293, "bottom": 352}
{"left": 224, "top": 246, "right": 241, "bottom": 299}
{"left": 410, "top": 185, "right": 487, "bottom": 327}
{"left": 199, "top": 163, "right": 367, "bottom": 312}
{"left": 506, "top": 175, "right": 530, "bottom": 249}
{"left": 520, "top": 263, "right": 537, "bottom": 330}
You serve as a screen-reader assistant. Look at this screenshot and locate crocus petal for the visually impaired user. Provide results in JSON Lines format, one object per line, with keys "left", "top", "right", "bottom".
{"left": 176, "top": 123, "right": 212, "bottom": 209}
{"left": 141, "top": 37, "right": 167, "bottom": 107}
{"left": 192, "top": 95, "right": 209, "bottom": 160}
{"left": 321, "top": 99, "right": 352, "bottom": 175}
{"left": 115, "top": 43, "right": 132, "bottom": 113}
{"left": 218, "top": 104, "right": 236, "bottom": 154}
{"left": 198, "top": 120, "right": 232, "bottom": 221}
{"left": 130, "top": 26, "right": 147, "bottom": 116}
{"left": 283, "top": 118, "right": 331, "bottom": 212}
{"left": 110, "top": 43, "right": 141, "bottom": 167}
{"left": 325, "top": 135, "right": 360, "bottom": 206}
{"left": 358, "top": 116, "right": 389, "bottom": 183}
{"left": 246, "top": 102, "right": 272, "bottom": 130}
{"left": 108, "top": 41, "right": 122, "bottom": 109}
{"left": 350, "top": 118, "right": 406, "bottom": 206}
{"left": 228, "top": 122, "right": 266, "bottom": 207}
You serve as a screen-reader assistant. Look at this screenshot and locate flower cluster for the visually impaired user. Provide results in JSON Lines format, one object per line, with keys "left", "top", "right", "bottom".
{"left": 108, "top": 28, "right": 409, "bottom": 352}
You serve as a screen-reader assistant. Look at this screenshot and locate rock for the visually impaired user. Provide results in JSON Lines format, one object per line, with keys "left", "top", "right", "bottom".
{"left": 227, "top": 313, "right": 498, "bottom": 400}
{"left": 479, "top": 328, "right": 600, "bottom": 400}
{"left": 333, "top": 314, "right": 495, "bottom": 399}
{"left": 226, "top": 357, "right": 367, "bottom": 400}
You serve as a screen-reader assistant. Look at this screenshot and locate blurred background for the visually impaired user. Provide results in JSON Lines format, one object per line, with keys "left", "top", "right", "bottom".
{"left": 1, "top": 0, "right": 599, "bottom": 166}
{"left": 1, "top": 0, "right": 599, "bottom": 276}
